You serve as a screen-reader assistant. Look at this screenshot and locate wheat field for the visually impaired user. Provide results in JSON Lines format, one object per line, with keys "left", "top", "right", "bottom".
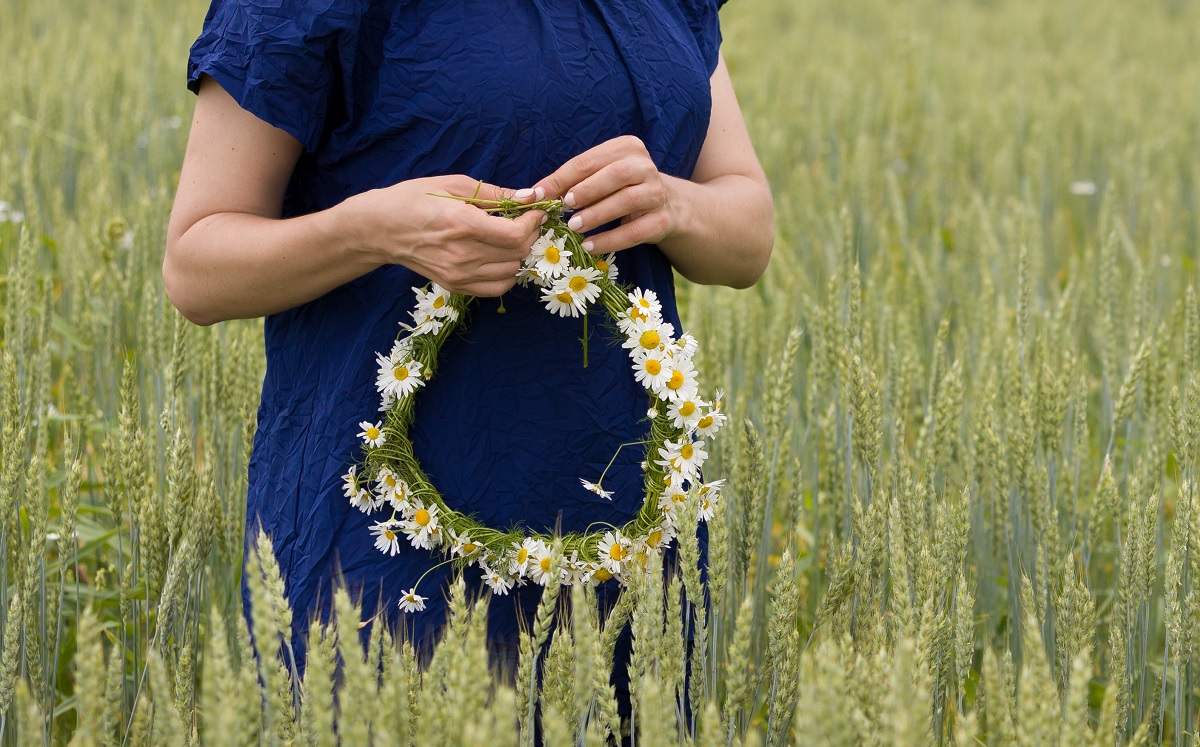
{"left": 3, "top": 0, "right": 1200, "bottom": 744}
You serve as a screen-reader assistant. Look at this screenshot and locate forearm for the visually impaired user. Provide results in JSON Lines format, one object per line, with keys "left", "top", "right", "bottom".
{"left": 659, "top": 173, "right": 774, "bottom": 289}
{"left": 163, "top": 200, "right": 377, "bottom": 325}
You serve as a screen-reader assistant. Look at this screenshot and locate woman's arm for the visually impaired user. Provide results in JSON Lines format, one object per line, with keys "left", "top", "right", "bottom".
{"left": 529, "top": 53, "right": 774, "bottom": 289}
{"left": 164, "top": 77, "right": 544, "bottom": 326}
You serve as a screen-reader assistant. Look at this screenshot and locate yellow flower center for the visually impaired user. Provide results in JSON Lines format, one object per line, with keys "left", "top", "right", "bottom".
{"left": 545, "top": 246, "right": 560, "bottom": 264}
{"left": 596, "top": 259, "right": 609, "bottom": 272}
{"left": 365, "top": 426, "right": 380, "bottom": 440}
{"left": 517, "top": 548, "right": 529, "bottom": 564}
{"left": 555, "top": 291, "right": 572, "bottom": 304}
{"left": 680, "top": 401, "right": 696, "bottom": 416}
{"left": 697, "top": 415, "right": 713, "bottom": 429}
{"left": 608, "top": 543, "right": 625, "bottom": 561}
{"left": 629, "top": 307, "right": 645, "bottom": 322}
{"left": 540, "top": 556, "right": 552, "bottom": 573}
{"left": 393, "top": 365, "right": 409, "bottom": 381}
{"left": 568, "top": 275, "right": 588, "bottom": 292}
{"left": 648, "top": 529, "right": 662, "bottom": 546}
{"left": 384, "top": 530, "right": 396, "bottom": 541}
{"left": 385, "top": 475, "right": 397, "bottom": 487}
{"left": 681, "top": 443, "right": 694, "bottom": 460}
{"left": 666, "top": 370, "right": 685, "bottom": 390}
{"left": 432, "top": 295, "right": 445, "bottom": 309}
{"left": 645, "top": 359, "right": 662, "bottom": 375}
{"left": 639, "top": 330, "right": 660, "bottom": 350}
{"left": 672, "top": 491, "right": 686, "bottom": 504}
{"left": 638, "top": 297, "right": 651, "bottom": 308}
{"left": 463, "top": 542, "right": 477, "bottom": 554}
{"left": 594, "top": 568, "right": 612, "bottom": 582}
{"left": 414, "top": 508, "right": 430, "bottom": 527}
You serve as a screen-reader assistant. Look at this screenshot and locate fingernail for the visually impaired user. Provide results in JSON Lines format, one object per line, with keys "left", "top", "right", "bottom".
{"left": 582, "top": 240, "right": 595, "bottom": 252}
{"left": 534, "top": 186, "right": 546, "bottom": 200}
{"left": 512, "top": 188, "right": 533, "bottom": 199}
{"left": 567, "top": 215, "right": 583, "bottom": 231}
{"left": 564, "top": 191, "right": 576, "bottom": 208}
{"left": 539, "top": 213, "right": 548, "bottom": 225}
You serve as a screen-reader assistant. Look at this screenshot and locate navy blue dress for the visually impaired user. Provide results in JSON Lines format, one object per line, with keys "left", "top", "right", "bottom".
{"left": 187, "top": 0, "right": 724, "bottom": 705}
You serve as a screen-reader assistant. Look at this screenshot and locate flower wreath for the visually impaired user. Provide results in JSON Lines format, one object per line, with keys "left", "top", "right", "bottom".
{"left": 339, "top": 187, "right": 728, "bottom": 613}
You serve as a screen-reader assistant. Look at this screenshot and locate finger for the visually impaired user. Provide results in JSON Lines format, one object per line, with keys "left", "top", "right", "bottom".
{"left": 439, "top": 175, "right": 516, "bottom": 202}
{"left": 565, "top": 183, "right": 661, "bottom": 234}
{"left": 578, "top": 211, "right": 671, "bottom": 255}
{"left": 532, "top": 135, "right": 645, "bottom": 202}
{"left": 469, "top": 258, "right": 523, "bottom": 283}
{"left": 461, "top": 208, "right": 545, "bottom": 257}
{"left": 560, "top": 157, "right": 655, "bottom": 213}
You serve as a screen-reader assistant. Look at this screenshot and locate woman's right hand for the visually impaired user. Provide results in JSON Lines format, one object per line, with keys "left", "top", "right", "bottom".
{"left": 344, "top": 175, "right": 545, "bottom": 298}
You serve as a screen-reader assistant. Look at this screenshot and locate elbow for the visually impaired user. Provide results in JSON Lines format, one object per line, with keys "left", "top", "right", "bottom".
{"left": 162, "top": 242, "right": 218, "bottom": 327}
{"left": 728, "top": 186, "right": 775, "bottom": 290}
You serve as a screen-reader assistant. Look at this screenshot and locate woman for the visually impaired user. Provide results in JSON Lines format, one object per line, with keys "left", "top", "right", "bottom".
{"left": 164, "top": 0, "right": 773, "bottom": 723}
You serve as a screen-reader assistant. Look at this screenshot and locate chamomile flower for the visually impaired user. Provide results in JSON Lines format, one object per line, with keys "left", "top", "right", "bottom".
{"left": 515, "top": 262, "right": 543, "bottom": 288}
{"left": 697, "top": 478, "right": 726, "bottom": 521}
{"left": 627, "top": 288, "right": 662, "bottom": 318}
{"left": 401, "top": 501, "right": 441, "bottom": 550}
{"left": 623, "top": 318, "right": 675, "bottom": 357}
{"left": 389, "top": 336, "right": 414, "bottom": 361}
{"left": 642, "top": 523, "right": 675, "bottom": 552}
{"left": 693, "top": 406, "right": 728, "bottom": 438}
{"left": 617, "top": 303, "right": 652, "bottom": 336}
{"left": 657, "top": 484, "right": 689, "bottom": 518}
{"left": 597, "top": 530, "right": 629, "bottom": 574}
{"left": 413, "top": 283, "right": 457, "bottom": 320}
{"left": 451, "top": 529, "right": 480, "bottom": 558}
{"left": 593, "top": 253, "right": 619, "bottom": 282}
{"left": 667, "top": 396, "right": 707, "bottom": 429}
{"left": 358, "top": 420, "right": 386, "bottom": 448}
{"left": 398, "top": 588, "right": 427, "bottom": 613}
{"left": 529, "top": 544, "right": 558, "bottom": 586}
{"left": 580, "top": 478, "right": 614, "bottom": 500}
{"left": 672, "top": 332, "right": 699, "bottom": 361}
{"left": 632, "top": 348, "right": 671, "bottom": 390}
{"left": 655, "top": 359, "right": 698, "bottom": 402}
{"left": 343, "top": 466, "right": 373, "bottom": 512}
{"left": 371, "top": 520, "right": 403, "bottom": 556}
{"left": 510, "top": 537, "right": 542, "bottom": 577}
{"left": 482, "top": 564, "right": 514, "bottom": 595}
{"left": 556, "top": 266, "right": 602, "bottom": 306}
{"left": 531, "top": 231, "right": 571, "bottom": 278}
{"left": 375, "top": 353, "right": 425, "bottom": 398}
{"left": 541, "top": 286, "right": 585, "bottom": 318}
{"left": 399, "top": 315, "right": 445, "bottom": 337}
{"left": 375, "top": 468, "right": 410, "bottom": 510}
{"left": 655, "top": 438, "right": 707, "bottom": 482}
{"left": 699, "top": 494, "right": 717, "bottom": 522}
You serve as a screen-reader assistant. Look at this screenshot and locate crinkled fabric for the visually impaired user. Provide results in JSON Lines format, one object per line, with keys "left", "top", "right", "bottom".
{"left": 187, "top": 0, "right": 724, "bottom": 712}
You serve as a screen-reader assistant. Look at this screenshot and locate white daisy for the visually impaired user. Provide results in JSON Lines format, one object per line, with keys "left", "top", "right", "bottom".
{"left": 632, "top": 348, "right": 672, "bottom": 391}
{"left": 699, "top": 494, "right": 717, "bottom": 522}
{"left": 627, "top": 288, "right": 662, "bottom": 318}
{"left": 580, "top": 478, "right": 614, "bottom": 500}
{"left": 583, "top": 562, "right": 615, "bottom": 585}
{"left": 342, "top": 466, "right": 374, "bottom": 512}
{"left": 399, "top": 314, "right": 445, "bottom": 337}
{"left": 541, "top": 285, "right": 585, "bottom": 318}
{"left": 617, "top": 302, "right": 654, "bottom": 336}
{"left": 510, "top": 537, "right": 542, "bottom": 578}
{"left": 371, "top": 520, "right": 403, "bottom": 556}
{"left": 376, "top": 354, "right": 425, "bottom": 398}
{"left": 693, "top": 406, "right": 728, "bottom": 438}
{"left": 389, "top": 336, "right": 414, "bottom": 361}
{"left": 655, "top": 438, "right": 707, "bottom": 482}
{"left": 413, "top": 283, "right": 457, "bottom": 320}
{"left": 654, "top": 359, "right": 699, "bottom": 402}
{"left": 593, "top": 253, "right": 619, "bottom": 282}
{"left": 531, "top": 230, "right": 571, "bottom": 279}
{"left": 596, "top": 530, "right": 629, "bottom": 575}
{"left": 667, "top": 396, "right": 707, "bottom": 429}
{"left": 555, "top": 266, "right": 602, "bottom": 307}
{"left": 450, "top": 529, "right": 480, "bottom": 559}
{"left": 357, "top": 420, "right": 386, "bottom": 448}
{"left": 672, "top": 333, "right": 699, "bottom": 361}
{"left": 375, "top": 468, "right": 410, "bottom": 511}
{"left": 622, "top": 318, "right": 675, "bottom": 357}
{"left": 657, "top": 484, "right": 689, "bottom": 518}
{"left": 529, "top": 544, "right": 558, "bottom": 587}
{"left": 398, "top": 588, "right": 427, "bottom": 613}
{"left": 482, "top": 563, "right": 515, "bottom": 595}
{"left": 642, "top": 523, "right": 675, "bottom": 552}
{"left": 401, "top": 501, "right": 441, "bottom": 550}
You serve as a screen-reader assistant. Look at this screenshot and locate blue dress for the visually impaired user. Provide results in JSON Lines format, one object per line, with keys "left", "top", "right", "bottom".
{"left": 187, "top": 0, "right": 725, "bottom": 711}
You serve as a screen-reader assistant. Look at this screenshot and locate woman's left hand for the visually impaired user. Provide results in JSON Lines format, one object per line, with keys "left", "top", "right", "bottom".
{"left": 529, "top": 135, "right": 678, "bottom": 255}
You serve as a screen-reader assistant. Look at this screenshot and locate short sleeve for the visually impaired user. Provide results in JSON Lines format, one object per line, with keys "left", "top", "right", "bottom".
{"left": 186, "top": 0, "right": 351, "bottom": 152}
{"left": 687, "top": 0, "right": 726, "bottom": 77}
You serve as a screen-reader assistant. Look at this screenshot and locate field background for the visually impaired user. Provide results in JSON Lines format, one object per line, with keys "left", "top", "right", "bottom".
{"left": 2, "top": 0, "right": 1200, "bottom": 744}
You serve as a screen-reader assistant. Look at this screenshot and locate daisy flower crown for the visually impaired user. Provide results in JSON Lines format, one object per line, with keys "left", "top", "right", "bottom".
{"left": 341, "top": 184, "right": 728, "bottom": 612}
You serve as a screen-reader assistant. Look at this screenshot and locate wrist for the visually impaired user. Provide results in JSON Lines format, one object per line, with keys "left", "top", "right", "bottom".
{"left": 330, "top": 190, "right": 391, "bottom": 269}
{"left": 660, "top": 174, "right": 697, "bottom": 250}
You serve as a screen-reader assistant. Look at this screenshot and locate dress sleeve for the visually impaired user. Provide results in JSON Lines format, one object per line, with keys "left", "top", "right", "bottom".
{"left": 688, "top": 0, "right": 727, "bottom": 77}
{"left": 186, "top": 0, "right": 352, "bottom": 152}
